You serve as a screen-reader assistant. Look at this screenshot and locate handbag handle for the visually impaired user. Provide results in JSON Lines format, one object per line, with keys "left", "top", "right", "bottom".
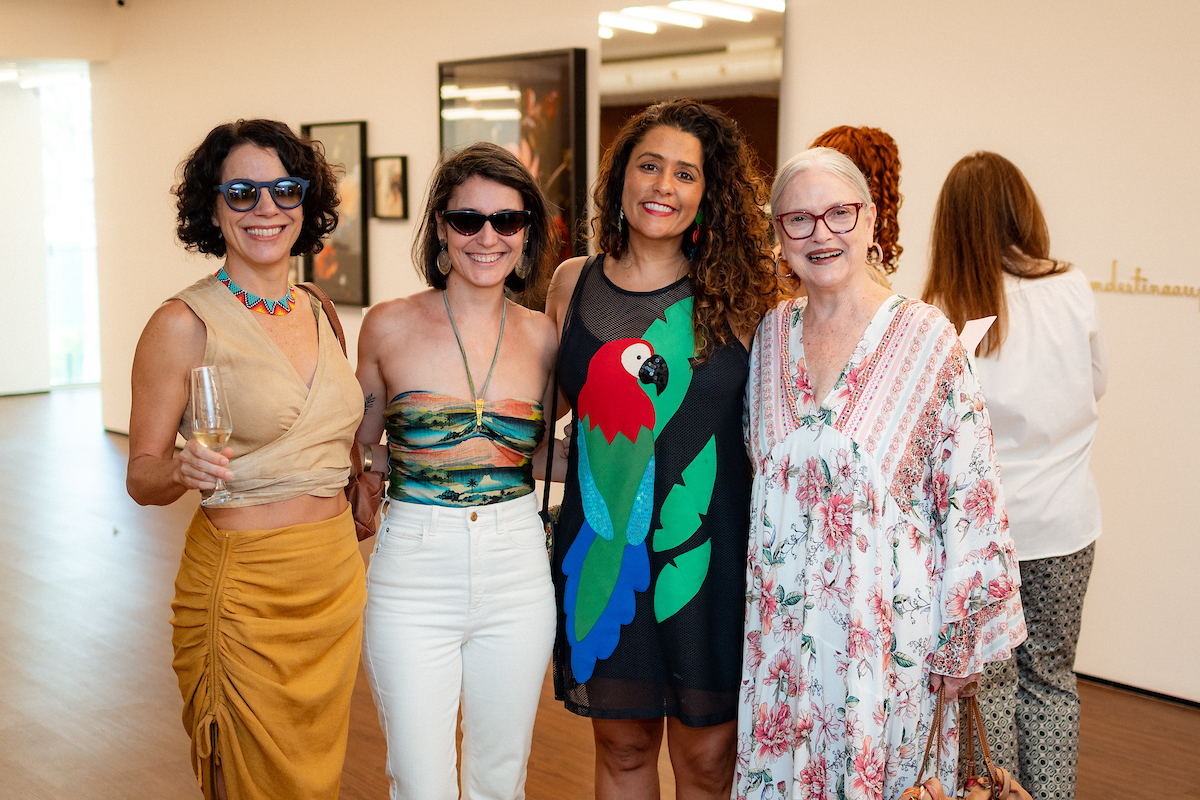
{"left": 297, "top": 282, "right": 347, "bottom": 356}
{"left": 914, "top": 684, "right": 947, "bottom": 789}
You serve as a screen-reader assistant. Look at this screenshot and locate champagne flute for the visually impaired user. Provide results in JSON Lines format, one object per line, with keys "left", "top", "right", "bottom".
{"left": 190, "top": 365, "right": 240, "bottom": 506}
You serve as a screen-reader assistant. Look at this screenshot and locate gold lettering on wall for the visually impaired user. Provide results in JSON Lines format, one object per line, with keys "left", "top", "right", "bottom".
{"left": 1091, "top": 260, "right": 1200, "bottom": 310}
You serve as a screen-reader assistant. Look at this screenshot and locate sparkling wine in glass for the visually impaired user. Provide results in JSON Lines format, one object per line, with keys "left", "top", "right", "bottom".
{"left": 191, "top": 365, "right": 240, "bottom": 506}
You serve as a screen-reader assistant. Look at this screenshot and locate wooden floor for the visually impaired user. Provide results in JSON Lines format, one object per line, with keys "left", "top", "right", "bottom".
{"left": 0, "top": 388, "right": 1196, "bottom": 799}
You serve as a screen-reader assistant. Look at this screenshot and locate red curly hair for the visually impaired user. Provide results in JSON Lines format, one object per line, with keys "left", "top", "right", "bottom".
{"left": 592, "top": 100, "right": 782, "bottom": 358}
{"left": 810, "top": 125, "right": 903, "bottom": 274}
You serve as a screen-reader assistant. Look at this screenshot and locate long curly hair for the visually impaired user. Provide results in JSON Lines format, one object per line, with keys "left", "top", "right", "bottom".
{"left": 810, "top": 125, "right": 903, "bottom": 274}
{"left": 922, "top": 151, "right": 1066, "bottom": 356}
{"left": 174, "top": 119, "right": 340, "bottom": 258}
{"left": 593, "top": 99, "right": 781, "bottom": 358}
{"left": 412, "top": 142, "right": 559, "bottom": 306}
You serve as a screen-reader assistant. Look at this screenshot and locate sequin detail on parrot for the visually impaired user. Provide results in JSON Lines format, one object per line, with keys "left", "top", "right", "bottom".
{"left": 563, "top": 338, "right": 668, "bottom": 682}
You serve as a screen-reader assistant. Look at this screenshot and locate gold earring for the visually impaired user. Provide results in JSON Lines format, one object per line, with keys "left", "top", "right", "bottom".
{"left": 436, "top": 243, "right": 452, "bottom": 275}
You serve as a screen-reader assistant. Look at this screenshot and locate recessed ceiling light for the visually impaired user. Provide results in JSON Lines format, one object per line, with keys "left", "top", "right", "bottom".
{"left": 621, "top": 6, "right": 704, "bottom": 28}
{"left": 599, "top": 11, "right": 659, "bottom": 34}
{"left": 668, "top": 0, "right": 755, "bottom": 22}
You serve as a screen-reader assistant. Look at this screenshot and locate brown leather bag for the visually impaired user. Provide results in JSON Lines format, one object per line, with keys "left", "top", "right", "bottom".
{"left": 297, "top": 282, "right": 383, "bottom": 541}
{"left": 901, "top": 687, "right": 1033, "bottom": 800}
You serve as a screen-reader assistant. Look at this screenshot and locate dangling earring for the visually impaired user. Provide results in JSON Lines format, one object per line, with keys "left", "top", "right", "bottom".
{"left": 515, "top": 244, "right": 531, "bottom": 280}
{"left": 436, "top": 242, "right": 452, "bottom": 275}
{"left": 618, "top": 208, "right": 625, "bottom": 236}
{"left": 775, "top": 256, "right": 792, "bottom": 278}
{"left": 866, "top": 243, "right": 884, "bottom": 267}
{"left": 691, "top": 209, "right": 704, "bottom": 247}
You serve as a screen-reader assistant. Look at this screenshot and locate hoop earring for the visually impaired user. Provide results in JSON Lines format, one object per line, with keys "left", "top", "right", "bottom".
{"left": 866, "top": 243, "right": 884, "bottom": 267}
{"left": 436, "top": 242, "right": 452, "bottom": 275}
{"left": 775, "top": 256, "right": 792, "bottom": 278}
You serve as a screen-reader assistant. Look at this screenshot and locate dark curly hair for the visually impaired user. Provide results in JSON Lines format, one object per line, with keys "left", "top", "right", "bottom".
{"left": 810, "top": 125, "right": 903, "bottom": 275}
{"left": 174, "top": 119, "right": 340, "bottom": 258}
{"left": 412, "top": 141, "right": 559, "bottom": 305}
{"left": 593, "top": 99, "right": 782, "bottom": 358}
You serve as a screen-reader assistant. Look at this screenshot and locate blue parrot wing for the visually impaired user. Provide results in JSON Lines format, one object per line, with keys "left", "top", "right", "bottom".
{"left": 562, "top": 519, "right": 651, "bottom": 684}
{"left": 624, "top": 454, "right": 655, "bottom": 546}
{"left": 576, "top": 420, "right": 615, "bottom": 541}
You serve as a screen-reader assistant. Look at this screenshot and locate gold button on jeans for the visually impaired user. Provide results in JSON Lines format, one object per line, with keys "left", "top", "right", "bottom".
{"left": 470, "top": 512, "right": 478, "bottom": 522}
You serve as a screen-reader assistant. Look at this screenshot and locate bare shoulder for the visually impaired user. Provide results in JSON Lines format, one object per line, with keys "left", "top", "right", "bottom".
{"left": 361, "top": 290, "right": 437, "bottom": 342}
{"left": 137, "top": 299, "right": 205, "bottom": 358}
{"left": 545, "top": 255, "right": 590, "bottom": 314}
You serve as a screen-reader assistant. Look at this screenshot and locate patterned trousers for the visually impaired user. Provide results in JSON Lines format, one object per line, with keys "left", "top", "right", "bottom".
{"left": 962, "top": 542, "right": 1095, "bottom": 800}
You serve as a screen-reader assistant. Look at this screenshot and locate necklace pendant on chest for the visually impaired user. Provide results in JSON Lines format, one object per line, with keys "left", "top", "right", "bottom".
{"left": 475, "top": 398, "right": 485, "bottom": 428}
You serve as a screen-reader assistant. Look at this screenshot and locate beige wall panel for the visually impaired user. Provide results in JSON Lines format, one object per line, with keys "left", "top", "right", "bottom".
{"left": 780, "top": 0, "right": 1200, "bottom": 699}
{"left": 0, "top": 0, "right": 114, "bottom": 60}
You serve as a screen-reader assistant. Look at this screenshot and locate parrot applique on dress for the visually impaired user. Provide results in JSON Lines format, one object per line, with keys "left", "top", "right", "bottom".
{"left": 562, "top": 338, "right": 668, "bottom": 683}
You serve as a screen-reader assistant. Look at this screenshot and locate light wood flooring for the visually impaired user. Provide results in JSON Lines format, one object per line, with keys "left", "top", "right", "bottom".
{"left": 0, "top": 388, "right": 1196, "bottom": 799}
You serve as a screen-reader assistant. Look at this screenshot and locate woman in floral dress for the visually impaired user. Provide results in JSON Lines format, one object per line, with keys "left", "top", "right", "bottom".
{"left": 735, "top": 148, "right": 1027, "bottom": 800}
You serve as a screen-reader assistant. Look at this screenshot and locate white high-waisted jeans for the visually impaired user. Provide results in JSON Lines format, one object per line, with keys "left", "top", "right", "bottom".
{"left": 362, "top": 493, "right": 556, "bottom": 800}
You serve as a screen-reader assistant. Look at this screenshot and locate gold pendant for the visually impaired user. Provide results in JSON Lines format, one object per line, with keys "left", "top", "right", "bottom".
{"left": 475, "top": 398, "right": 484, "bottom": 428}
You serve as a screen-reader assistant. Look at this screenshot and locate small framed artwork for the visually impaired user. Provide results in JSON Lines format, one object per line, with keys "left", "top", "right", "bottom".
{"left": 371, "top": 156, "right": 408, "bottom": 220}
{"left": 301, "top": 120, "right": 369, "bottom": 306}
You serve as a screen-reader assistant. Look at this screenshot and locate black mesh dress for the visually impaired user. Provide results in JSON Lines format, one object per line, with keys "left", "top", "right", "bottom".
{"left": 551, "top": 255, "right": 751, "bottom": 726}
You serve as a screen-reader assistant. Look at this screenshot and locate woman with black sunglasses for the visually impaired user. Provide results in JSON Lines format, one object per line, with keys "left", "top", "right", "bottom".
{"left": 353, "top": 141, "right": 561, "bottom": 799}
{"left": 127, "top": 119, "right": 365, "bottom": 799}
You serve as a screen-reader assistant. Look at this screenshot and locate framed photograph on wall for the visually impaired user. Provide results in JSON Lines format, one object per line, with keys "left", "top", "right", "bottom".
{"left": 371, "top": 155, "right": 408, "bottom": 220}
{"left": 439, "top": 49, "right": 587, "bottom": 271}
{"left": 301, "top": 120, "right": 369, "bottom": 306}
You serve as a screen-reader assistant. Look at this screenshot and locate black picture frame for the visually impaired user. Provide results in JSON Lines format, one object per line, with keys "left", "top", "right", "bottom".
{"left": 301, "top": 120, "right": 369, "bottom": 306}
{"left": 371, "top": 155, "right": 408, "bottom": 220}
{"left": 439, "top": 48, "right": 587, "bottom": 264}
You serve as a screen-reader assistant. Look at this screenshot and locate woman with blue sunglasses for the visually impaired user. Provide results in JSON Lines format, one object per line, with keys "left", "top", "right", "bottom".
{"left": 127, "top": 119, "right": 364, "bottom": 800}
{"left": 354, "top": 141, "right": 563, "bottom": 799}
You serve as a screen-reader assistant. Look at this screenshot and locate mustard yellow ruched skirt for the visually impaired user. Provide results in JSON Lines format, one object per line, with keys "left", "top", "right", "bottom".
{"left": 170, "top": 506, "right": 366, "bottom": 800}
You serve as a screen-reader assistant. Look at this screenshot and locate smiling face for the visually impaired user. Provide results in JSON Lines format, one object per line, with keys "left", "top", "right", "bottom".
{"left": 620, "top": 125, "right": 705, "bottom": 245}
{"left": 211, "top": 144, "right": 304, "bottom": 275}
{"left": 436, "top": 175, "right": 526, "bottom": 289}
{"left": 774, "top": 168, "right": 877, "bottom": 293}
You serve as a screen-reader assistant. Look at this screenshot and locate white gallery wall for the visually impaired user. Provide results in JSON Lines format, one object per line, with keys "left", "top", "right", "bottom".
{"left": 0, "top": 83, "right": 52, "bottom": 394}
{"left": 779, "top": 0, "right": 1199, "bottom": 700}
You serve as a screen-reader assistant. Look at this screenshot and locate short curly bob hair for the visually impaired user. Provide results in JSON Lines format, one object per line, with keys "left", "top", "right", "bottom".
{"left": 412, "top": 141, "right": 559, "bottom": 304}
{"left": 810, "top": 125, "right": 903, "bottom": 275}
{"left": 174, "top": 119, "right": 340, "bottom": 258}
{"left": 593, "top": 99, "right": 782, "bottom": 358}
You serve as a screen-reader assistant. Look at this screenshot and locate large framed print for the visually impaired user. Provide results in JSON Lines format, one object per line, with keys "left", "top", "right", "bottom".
{"left": 439, "top": 49, "right": 587, "bottom": 267}
{"left": 301, "top": 120, "right": 369, "bottom": 306}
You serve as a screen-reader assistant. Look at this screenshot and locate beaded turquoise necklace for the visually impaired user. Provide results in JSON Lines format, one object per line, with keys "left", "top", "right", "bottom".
{"left": 215, "top": 267, "right": 297, "bottom": 315}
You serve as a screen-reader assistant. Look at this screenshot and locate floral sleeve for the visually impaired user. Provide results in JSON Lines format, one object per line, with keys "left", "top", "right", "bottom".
{"left": 927, "top": 349, "right": 1027, "bottom": 677}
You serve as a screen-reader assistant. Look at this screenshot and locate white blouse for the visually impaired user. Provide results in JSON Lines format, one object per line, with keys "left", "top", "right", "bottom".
{"left": 974, "top": 267, "right": 1106, "bottom": 560}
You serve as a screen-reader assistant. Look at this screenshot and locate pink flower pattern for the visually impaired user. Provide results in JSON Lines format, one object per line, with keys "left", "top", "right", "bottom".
{"left": 737, "top": 298, "right": 1026, "bottom": 800}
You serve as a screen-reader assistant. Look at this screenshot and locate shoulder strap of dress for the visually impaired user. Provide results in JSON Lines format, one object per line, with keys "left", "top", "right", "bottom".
{"left": 298, "top": 282, "right": 347, "bottom": 357}
{"left": 562, "top": 254, "right": 600, "bottom": 346}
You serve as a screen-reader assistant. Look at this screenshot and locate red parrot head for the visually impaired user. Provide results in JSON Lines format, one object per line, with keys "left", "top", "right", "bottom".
{"left": 577, "top": 338, "right": 669, "bottom": 444}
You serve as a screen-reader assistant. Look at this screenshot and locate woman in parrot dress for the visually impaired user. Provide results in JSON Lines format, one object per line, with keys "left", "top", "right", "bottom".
{"left": 544, "top": 99, "right": 783, "bottom": 798}
{"left": 735, "top": 147, "right": 1027, "bottom": 800}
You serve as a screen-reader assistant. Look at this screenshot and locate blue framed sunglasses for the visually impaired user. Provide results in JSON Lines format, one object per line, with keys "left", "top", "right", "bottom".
{"left": 214, "top": 177, "right": 310, "bottom": 212}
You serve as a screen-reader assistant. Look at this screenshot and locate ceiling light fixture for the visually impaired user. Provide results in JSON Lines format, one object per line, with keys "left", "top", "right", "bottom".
{"left": 440, "top": 107, "right": 522, "bottom": 121}
{"left": 621, "top": 6, "right": 704, "bottom": 28}
{"left": 599, "top": 26, "right": 615, "bottom": 38}
{"left": 724, "top": 0, "right": 785, "bottom": 11}
{"left": 440, "top": 84, "right": 521, "bottom": 102}
{"left": 599, "top": 11, "right": 658, "bottom": 34}
{"left": 667, "top": 1, "right": 754, "bottom": 22}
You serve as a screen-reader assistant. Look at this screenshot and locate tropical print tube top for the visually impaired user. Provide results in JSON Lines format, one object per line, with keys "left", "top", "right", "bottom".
{"left": 384, "top": 390, "right": 546, "bottom": 507}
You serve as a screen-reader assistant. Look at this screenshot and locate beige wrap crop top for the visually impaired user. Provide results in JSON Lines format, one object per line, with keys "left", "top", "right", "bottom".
{"left": 173, "top": 275, "right": 363, "bottom": 507}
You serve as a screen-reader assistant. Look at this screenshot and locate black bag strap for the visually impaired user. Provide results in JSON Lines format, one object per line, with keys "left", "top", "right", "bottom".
{"left": 541, "top": 254, "right": 599, "bottom": 520}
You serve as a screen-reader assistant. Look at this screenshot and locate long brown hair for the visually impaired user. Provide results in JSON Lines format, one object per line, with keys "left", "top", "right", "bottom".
{"left": 923, "top": 151, "right": 1065, "bottom": 356}
{"left": 810, "top": 125, "right": 903, "bottom": 274}
{"left": 593, "top": 99, "right": 782, "bottom": 358}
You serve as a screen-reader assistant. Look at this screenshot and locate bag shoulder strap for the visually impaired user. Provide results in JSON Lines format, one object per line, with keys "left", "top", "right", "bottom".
{"left": 298, "top": 282, "right": 347, "bottom": 357}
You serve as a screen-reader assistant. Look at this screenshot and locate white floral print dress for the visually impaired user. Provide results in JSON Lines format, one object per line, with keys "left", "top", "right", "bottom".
{"left": 736, "top": 296, "right": 1027, "bottom": 800}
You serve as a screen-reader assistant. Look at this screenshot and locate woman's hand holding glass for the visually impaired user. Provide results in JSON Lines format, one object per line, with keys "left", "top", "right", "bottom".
{"left": 188, "top": 366, "right": 240, "bottom": 505}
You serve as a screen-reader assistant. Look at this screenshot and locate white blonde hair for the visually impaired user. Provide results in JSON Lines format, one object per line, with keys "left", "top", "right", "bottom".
{"left": 771, "top": 146, "right": 873, "bottom": 212}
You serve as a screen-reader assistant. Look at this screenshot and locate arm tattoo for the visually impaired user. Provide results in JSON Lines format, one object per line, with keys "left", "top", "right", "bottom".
{"left": 364, "top": 393, "right": 375, "bottom": 412}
